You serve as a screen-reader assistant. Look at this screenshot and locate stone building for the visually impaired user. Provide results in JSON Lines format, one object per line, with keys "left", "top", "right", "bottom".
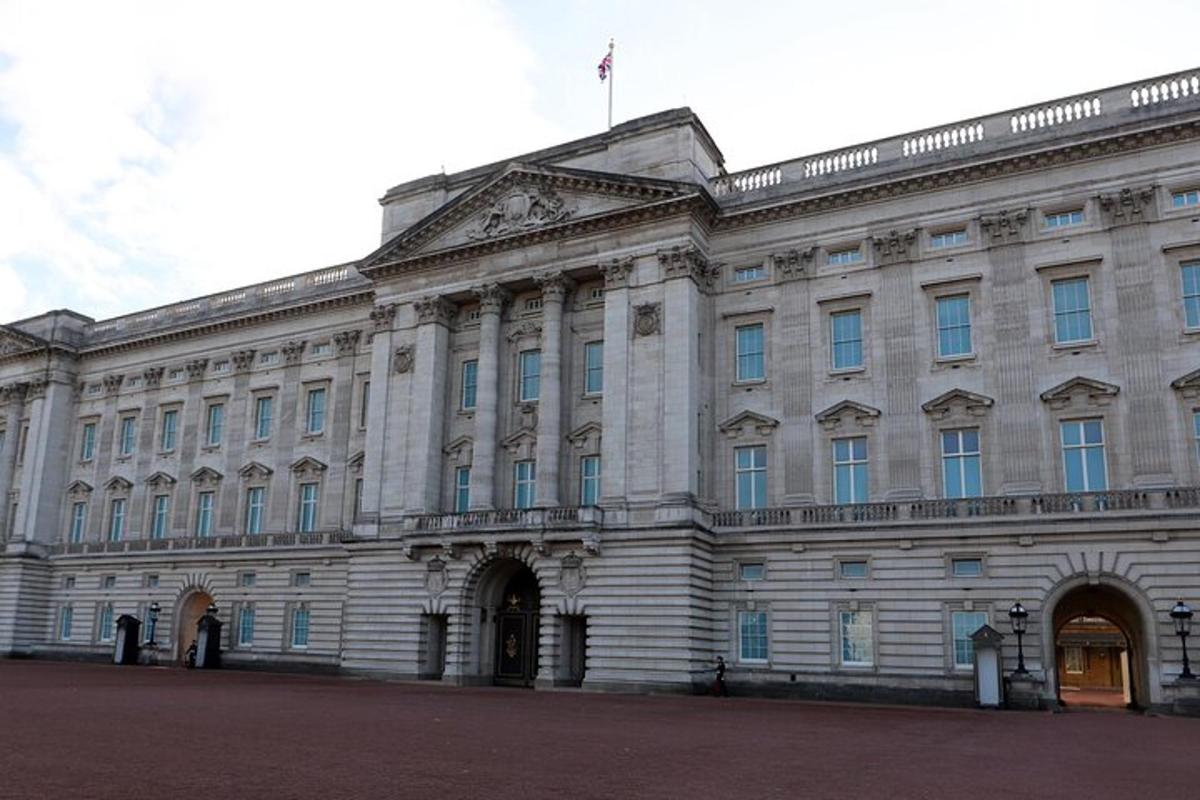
{"left": 3, "top": 68, "right": 1200, "bottom": 711}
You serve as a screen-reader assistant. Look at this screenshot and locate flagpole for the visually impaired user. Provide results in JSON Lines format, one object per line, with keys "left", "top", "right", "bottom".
{"left": 607, "top": 38, "right": 614, "bottom": 130}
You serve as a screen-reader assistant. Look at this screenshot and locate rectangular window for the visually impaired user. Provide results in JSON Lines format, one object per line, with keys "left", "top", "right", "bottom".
{"left": 930, "top": 229, "right": 968, "bottom": 249}
{"left": 952, "top": 610, "right": 989, "bottom": 668}
{"left": 98, "top": 603, "right": 115, "bottom": 643}
{"left": 150, "top": 495, "right": 170, "bottom": 539}
{"left": 254, "top": 396, "right": 273, "bottom": 440}
{"left": 259, "top": 351, "right": 279, "bottom": 366}
{"left": 580, "top": 455, "right": 601, "bottom": 506}
{"left": 293, "top": 571, "right": 312, "bottom": 587}
{"left": 161, "top": 409, "right": 178, "bottom": 452}
{"left": 584, "top": 342, "right": 604, "bottom": 394}
{"left": 1061, "top": 419, "right": 1108, "bottom": 492}
{"left": 839, "top": 560, "right": 869, "bottom": 579}
{"left": 310, "top": 342, "right": 332, "bottom": 357}
{"left": 291, "top": 606, "right": 310, "bottom": 648}
{"left": 734, "top": 445, "right": 767, "bottom": 510}
{"left": 461, "top": 361, "right": 478, "bottom": 409}
{"left": 936, "top": 295, "right": 972, "bottom": 358}
{"left": 827, "top": 248, "right": 864, "bottom": 266}
{"left": 354, "top": 478, "right": 363, "bottom": 516}
{"left": 1045, "top": 209, "right": 1084, "bottom": 228}
{"left": 833, "top": 437, "right": 868, "bottom": 504}
{"left": 245, "top": 487, "right": 265, "bottom": 534}
{"left": 1172, "top": 189, "right": 1200, "bottom": 208}
{"left": 514, "top": 460, "right": 536, "bottom": 509}
{"left": 839, "top": 610, "right": 873, "bottom": 666}
{"left": 1182, "top": 263, "right": 1200, "bottom": 329}
{"left": 734, "top": 265, "right": 765, "bottom": 283}
{"left": 519, "top": 350, "right": 541, "bottom": 402}
{"left": 17, "top": 423, "right": 28, "bottom": 465}
{"left": 195, "top": 491, "right": 214, "bottom": 536}
{"left": 297, "top": 483, "right": 318, "bottom": 533}
{"left": 1064, "top": 645, "right": 1084, "bottom": 674}
{"left": 103, "top": 575, "right": 116, "bottom": 589}
{"left": 360, "top": 381, "right": 371, "bottom": 428}
{"left": 59, "top": 606, "right": 73, "bottom": 641}
{"left": 239, "top": 571, "right": 256, "bottom": 587}
{"left": 739, "top": 563, "right": 765, "bottom": 581}
{"left": 738, "top": 610, "right": 769, "bottom": 663}
{"left": 108, "top": 498, "right": 126, "bottom": 542}
{"left": 830, "top": 310, "right": 863, "bottom": 370}
{"left": 941, "top": 428, "right": 982, "bottom": 498}
{"left": 305, "top": 388, "right": 327, "bottom": 434}
{"left": 69, "top": 502, "right": 87, "bottom": 543}
{"left": 951, "top": 557, "right": 984, "bottom": 578}
{"left": 735, "top": 324, "right": 765, "bottom": 381}
{"left": 80, "top": 422, "right": 96, "bottom": 461}
{"left": 454, "top": 467, "right": 471, "bottom": 513}
{"left": 206, "top": 403, "right": 225, "bottom": 446}
{"left": 238, "top": 605, "right": 255, "bottom": 647}
{"left": 118, "top": 416, "right": 136, "bottom": 456}
{"left": 1052, "top": 277, "right": 1093, "bottom": 343}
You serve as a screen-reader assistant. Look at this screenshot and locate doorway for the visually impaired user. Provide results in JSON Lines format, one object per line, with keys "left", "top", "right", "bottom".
{"left": 175, "top": 591, "right": 213, "bottom": 665}
{"left": 1051, "top": 583, "right": 1147, "bottom": 709}
{"left": 493, "top": 568, "right": 539, "bottom": 687}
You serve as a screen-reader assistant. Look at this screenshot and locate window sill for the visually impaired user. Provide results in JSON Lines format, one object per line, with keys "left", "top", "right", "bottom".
{"left": 732, "top": 378, "right": 767, "bottom": 388}
{"left": 827, "top": 367, "right": 866, "bottom": 379}
{"left": 457, "top": 408, "right": 476, "bottom": 417}
{"left": 157, "top": 450, "right": 177, "bottom": 457}
{"left": 301, "top": 432, "right": 325, "bottom": 440}
{"left": 200, "top": 444, "right": 222, "bottom": 453}
{"left": 1051, "top": 339, "right": 1099, "bottom": 351}
{"left": 934, "top": 352, "right": 976, "bottom": 364}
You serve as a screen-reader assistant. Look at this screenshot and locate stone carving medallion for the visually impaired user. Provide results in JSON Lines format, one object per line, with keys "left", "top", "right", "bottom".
{"left": 559, "top": 553, "right": 586, "bottom": 596}
{"left": 425, "top": 557, "right": 447, "bottom": 596}
{"left": 393, "top": 344, "right": 414, "bottom": 374}
{"left": 633, "top": 302, "right": 661, "bottom": 337}
{"left": 466, "top": 182, "right": 573, "bottom": 240}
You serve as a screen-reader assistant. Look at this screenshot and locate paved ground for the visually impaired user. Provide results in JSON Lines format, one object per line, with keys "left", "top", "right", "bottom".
{"left": 0, "top": 661, "right": 1195, "bottom": 800}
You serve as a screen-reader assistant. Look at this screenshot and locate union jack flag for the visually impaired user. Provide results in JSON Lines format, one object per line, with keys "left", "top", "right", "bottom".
{"left": 598, "top": 51, "right": 612, "bottom": 82}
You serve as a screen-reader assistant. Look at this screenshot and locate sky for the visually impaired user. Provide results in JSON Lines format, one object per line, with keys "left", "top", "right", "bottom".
{"left": 1, "top": 0, "right": 1198, "bottom": 323}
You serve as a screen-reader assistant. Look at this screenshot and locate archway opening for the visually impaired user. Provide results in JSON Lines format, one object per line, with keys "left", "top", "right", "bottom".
{"left": 1052, "top": 584, "right": 1145, "bottom": 709}
{"left": 175, "top": 590, "right": 214, "bottom": 665}
{"left": 470, "top": 559, "right": 540, "bottom": 687}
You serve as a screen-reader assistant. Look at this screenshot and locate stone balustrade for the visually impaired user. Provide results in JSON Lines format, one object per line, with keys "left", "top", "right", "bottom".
{"left": 47, "top": 529, "right": 355, "bottom": 556}
{"left": 709, "top": 68, "right": 1200, "bottom": 202}
{"left": 710, "top": 487, "right": 1200, "bottom": 530}
{"left": 406, "top": 506, "right": 603, "bottom": 533}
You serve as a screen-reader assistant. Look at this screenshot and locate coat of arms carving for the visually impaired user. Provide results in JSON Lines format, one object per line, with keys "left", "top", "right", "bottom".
{"left": 466, "top": 182, "right": 573, "bottom": 240}
{"left": 425, "top": 557, "right": 447, "bottom": 596}
{"left": 559, "top": 553, "right": 586, "bottom": 596}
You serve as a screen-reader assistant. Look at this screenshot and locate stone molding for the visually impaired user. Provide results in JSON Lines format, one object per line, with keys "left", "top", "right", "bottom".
{"left": 1171, "top": 368, "right": 1200, "bottom": 399}
{"left": 633, "top": 303, "right": 661, "bottom": 337}
{"left": 142, "top": 366, "right": 164, "bottom": 387}
{"left": 144, "top": 471, "right": 177, "bottom": 489}
{"left": 472, "top": 284, "right": 511, "bottom": 315}
{"left": 185, "top": 359, "right": 209, "bottom": 382}
{"left": 231, "top": 350, "right": 256, "bottom": 372}
{"left": 1098, "top": 185, "right": 1158, "bottom": 228}
{"left": 443, "top": 435, "right": 474, "bottom": 463}
{"left": 26, "top": 376, "right": 48, "bottom": 400}
{"left": 465, "top": 180, "right": 574, "bottom": 241}
{"left": 506, "top": 320, "right": 543, "bottom": 343}
{"left": 237, "top": 462, "right": 274, "bottom": 481}
{"left": 921, "top": 388, "right": 995, "bottom": 419}
{"left": 102, "top": 374, "right": 124, "bottom": 396}
{"left": 771, "top": 247, "right": 815, "bottom": 282}
{"left": 413, "top": 296, "right": 457, "bottom": 326}
{"left": 290, "top": 456, "right": 328, "bottom": 479}
{"left": 1039, "top": 376, "right": 1120, "bottom": 409}
{"left": 815, "top": 399, "right": 882, "bottom": 431}
{"left": 103, "top": 475, "right": 133, "bottom": 493}
{"left": 979, "top": 208, "right": 1031, "bottom": 244}
{"left": 65, "top": 480, "right": 93, "bottom": 498}
{"left": 718, "top": 410, "right": 780, "bottom": 438}
{"left": 870, "top": 229, "right": 918, "bottom": 265}
{"left": 565, "top": 421, "right": 602, "bottom": 451}
{"left": 333, "top": 330, "right": 361, "bottom": 356}
{"left": 280, "top": 341, "right": 306, "bottom": 366}
{"left": 535, "top": 271, "right": 574, "bottom": 302}
{"left": 658, "top": 245, "right": 718, "bottom": 290}
{"left": 599, "top": 257, "right": 634, "bottom": 289}
{"left": 370, "top": 303, "right": 397, "bottom": 332}
{"left": 1, "top": 382, "right": 27, "bottom": 405}
{"left": 190, "top": 467, "right": 224, "bottom": 487}
{"left": 392, "top": 344, "right": 415, "bottom": 374}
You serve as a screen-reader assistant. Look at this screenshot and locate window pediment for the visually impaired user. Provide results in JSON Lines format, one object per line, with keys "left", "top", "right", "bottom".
{"left": 1171, "top": 368, "right": 1200, "bottom": 399}
{"left": 290, "top": 456, "right": 328, "bottom": 479}
{"left": 66, "top": 480, "right": 93, "bottom": 498}
{"left": 238, "top": 461, "right": 274, "bottom": 481}
{"left": 104, "top": 475, "right": 133, "bottom": 493}
{"left": 144, "top": 471, "right": 177, "bottom": 489}
{"left": 815, "top": 400, "right": 881, "bottom": 431}
{"left": 443, "top": 436, "right": 474, "bottom": 463}
{"left": 501, "top": 427, "right": 537, "bottom": 459}
{"left": 921, "top": 388, "right": 995, "bottom": 420}
{"left": 347, "top": 451, "right": 365, "bottom": 473}
{"left": 190, "top": 466, "right": 224, "bottom": 487}
{"left": 566, "top": 421, "right": 602, "bottom": 451}
{"left": 1039, "top": 376, "right": 1119, "bottom": 409}
{"left": 718, "top": 410, "right": 780, "bottom": 439}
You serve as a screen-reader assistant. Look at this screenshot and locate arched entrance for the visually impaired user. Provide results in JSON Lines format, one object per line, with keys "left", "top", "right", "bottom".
{"left": 1047, "top": 581, "right": 1152, "bottom": 709}
{"left": 175, "top": 590, "right": 214, "bottom": 665}
{"left": 467, "top": 559, "right": 541, "bottom": 687}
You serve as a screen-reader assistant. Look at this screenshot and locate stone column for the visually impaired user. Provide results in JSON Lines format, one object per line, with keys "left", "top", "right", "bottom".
{"left": 599, "top": 258, "right": 633, "bottom": 506}
{"left": 326, "top": 330, "right": 362, "bottom": 528}
{"left": 217, "top": 350, "right": 256, "bottom": 532}
{"left": 659, "top": 246, "right": 709, "bottom": 503}
{"left": 12, "top": 373, "right": 74, "bottom": 547}
{"left": 360, "top": 303, "right": 396, "bottom": 532}
{"left": 534, "top": 273, "right": 571, "bottom": 508}
{"left": 264, "top": 343, "right": 305, "bottom": 533}
{"left": 406, "top": 296, "right": 455, "bottom": 513}
{"left": 171, "top": 358, "right": 211, "bottom": 533}
{"left": 0, "top": 383, "right": 26, "bottom": 536}
{"left": 772, "top": 249, "right": 816, "bottom": 505}
{"left": 470, "top": 285, "right": 510, "bottom": 511}
{"left": 134, "top": 367, "right": 165, "bottom": 534}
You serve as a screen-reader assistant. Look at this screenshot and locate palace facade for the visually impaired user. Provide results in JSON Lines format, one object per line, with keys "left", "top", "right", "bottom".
{"left": 4, "top": 69, "right": 1200, "bottom": 711}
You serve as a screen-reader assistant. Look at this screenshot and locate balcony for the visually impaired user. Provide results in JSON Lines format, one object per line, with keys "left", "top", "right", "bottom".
{"left": 404, "top": 506, "right": 603, "bottom": 533}
{"left": 710, "top": 488, "right": 1200, "bottom": 531}
{"left": 48, "top": 530, "right": 355, "bottom": 557}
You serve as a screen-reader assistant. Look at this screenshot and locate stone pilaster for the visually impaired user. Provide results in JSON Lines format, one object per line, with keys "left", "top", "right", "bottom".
{"left": 599, "top": 258, "right": 633, "bottom": 506}
{"left": 265, "top": 342, "right": 305, "bottom": 533}
{"left": 87, "top": 374, "right": 124, "bottom": 538}
{"left": 534, "top": 272, "right": 572, "bottom": 507}
{"left": 0, "top": 383, "right": 26, "bottom": 537}
{"left": 771, "top": 249, "right": 815, "bottom": 504}
{"left": 470, "top": 285, "right": 510, "bottom": 510}
{"left": 133, "top": 366, "right": 165, "bottom": 536}
{"left": 360, "top": 304, "right": 396, "bottom": 531}
{"left": 873, "top": 231, "right": 922, "bottom": 499}
{"left": 218, "top": 355, "right": 254, "bottom": 532}
{"left": 325, "top": 331, "right": 361, "bottom": 529}
{"left": 406, "top": 297, "right": 455, "bottom": 513}
{"left": 12, "top": 374, "right": 73, "bottom": 547}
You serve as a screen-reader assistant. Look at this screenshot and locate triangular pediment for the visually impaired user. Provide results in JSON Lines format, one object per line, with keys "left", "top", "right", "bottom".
{"left": 0, "top": 324, "right": 46, "bottom": 359}
{"left": 718, "top": 410, "right": 780, "bottom": 438}
{"left": 1040, "top": 376, "right": 1119, "bottom": 408}
{"left": 290, "top": 456, "right": 328, "bottom": 475}
{"left": 443, "top": 436, "right": 474, "bottom": 455}
{"left": 237, "top": 461, "right": 273, "bottom": 480}
{"left": 347, "top": 450, "right": 365, "bottom": 469}
{"left": 1172, "top": 368, "right": 1200, "bottom": 397}
{"left": 363, "top": 164, "right": 699, "bottom": 267}
{"left": 566, "top": 421, "right": 602, "bottom": 451}
{"left": 815, "top": 400, "right": 881, "bottom": 430}
{"left": 501, "top": 427, "right": 538, "bottom": 459}
{"left": 190, "top": 466, "right": 224, "bottom": 485}
{"left": 144, "top": 471, "right": 177, "bottom": 489}
{"left": 921, "top": 388, "right": 995, "bottom": 417}
{"left": 66, "top": 480, "right": 93, "bottom": 496}
{"left": 104, "top": 475, "right": 133, "bottom": 492}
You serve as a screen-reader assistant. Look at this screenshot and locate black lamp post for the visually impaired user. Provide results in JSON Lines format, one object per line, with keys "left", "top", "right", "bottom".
{"left": 147, "top": 602, "right": 160, "bottom": 646}
{"left": 1008, "top": 601, "right": 1029, "bottom": 675}
{"left": 1171, "top": 600, "right": 1194, "bottom": 680}
{"left": 206, "top": 602, "right": 218, "bottom": 618}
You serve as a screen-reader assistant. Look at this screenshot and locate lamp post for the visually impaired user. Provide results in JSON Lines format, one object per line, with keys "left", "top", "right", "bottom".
{"left": 1171, "top": 600, "right": 1194, "bottom": 680}
{"left": 1008, "top": 601, "right": 1029, "bottom": 675}
{"left": 206, "top": 602, "right": 218, "bottom": 618}
{"left": 147, "top": 602, "right": 160, "bottom": 646}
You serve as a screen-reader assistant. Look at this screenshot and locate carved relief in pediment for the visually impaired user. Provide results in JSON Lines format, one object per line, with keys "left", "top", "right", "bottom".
{"left": 465, "top": 182, "right": 574, "bottom": 240}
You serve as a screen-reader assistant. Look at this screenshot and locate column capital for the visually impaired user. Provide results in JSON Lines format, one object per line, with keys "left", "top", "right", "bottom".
{"left": 333, "top": 330, "right": 361, "bottom": 357}
{"left": 473, "top": 284, "right": 511, "bottom": 315}
{"left": 771, "top": 247, "right": 815, "bottom": 282}
{"left": 600, "top": 257, "right": 634, "bottom": 289}
{"left": 535, "top": 271, "right": 574, "bottom": 302}
{"left": 870, "top": 228, "right": 919, "bottom": 266}
{"left": 978, "top": 207, "right": 1031, "bottom": 245}
{"left": 280, "top": 341, "right": 306, "bottom": 366}
{"left": 185, "top": 359, "right": 209, "bottom": 382}
{"left": 1098, "top": 185, "right": 1158, "bottom": 228}
{"left": 658, "top": 245, "right": 717, "bottom": 290}
{"left": 413, "top": 295, "right": 457, "bottom": 326}
{"left": 230, "top": 349, "right": 257, "bottom": 372}
{"left": 101, "top": 374, "right": 124, "bottom": 396}
{"left": 1, "top": 382, "right": 27, "bottom": 406}
{"left": 142, "top": 366, "right": 165, "bottom": 387}
{"left": 26, "top": 376, "right": 48, "bottom": 401}
{"left": 370, "top": 303, "right": 398, "bottom": 332}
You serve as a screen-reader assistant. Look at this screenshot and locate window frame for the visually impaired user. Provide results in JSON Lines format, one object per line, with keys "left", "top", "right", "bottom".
{"left": 238, "top": 604, "right": 256, "bottom": 647}
{"left": 838, "top": 608, "right": 874, "bottom": 668}
{"left": 107, "top": 497, "right": 126, "bottom": 542}
{"left": 1181, "top": 261, "right": 1200, "bottom": 331}
{"left": 245, "top": 486, "right": 266, "bottom": 534}
{"left": 253, "top": 394, "right": 275, "bottom": 441}
{"left": 1050, "top": 276, "right": 1095, "bottom": 345}
{"left": 1171, "top": 188, "right": 1200, "bottom": 209}
{"left": 297, "top": 482, "right": 319, "bottom": 533}
{"left": 827, "top": 247, "right": 865, "bottom": 267}
{"left": 737, "top": 609, "right": 769, "bottom": 664}
{"left": 518, "top": 349, "right": 541, "bottom": 403}
{"left": 1043, "top": 208, "right": 1085, "bottom": 229}
{"left": 583, "top": 341, "right": 604, "bottom": 395}
{"left": 940, "top": 427, "right": 983, "bottom": 499}
{"left": 734, "top": 445, "right": 768, "bottom": 510}
{"left": 290, "top": 604, "right": 310, "bottom": 649}
{"left": 513, "top": 459, "right": 537, "bottom": 509}
{"left": 117, "top": 415, "right": 137, "bottom": 457}
{"left": 950, "top": 609, "right": 989, "bottom": 670}
{"left": 837, "top": 558, "right": 870, "bottom": 580}
{"left": 934, "top": 294, "right": 973, "bottom": 359}
{"left": 159, "top": 406, "right": 180, "bottom": 453}
{"left": 1060, "top": 417, "right": 1109, "bottom": 492}
{"left": 69, "top": 501, "right": 87, "bottom": 544}
{"left": 454, "top": 466, "right": 471, "bottom": 513}
{"left": 79, "top": 420, "right": 97, "bottom": 462}
{"left": 460, "top": 360, "right": 478, "bottom": 410}
{"left": 304, "top": 386, "right": 328, "bottom": 436}
{"left": 580, "top": 454, "right": 601, "bottom": 506}
{"left": 195, "top": 490, "right": 215, "bottom": 537}
{"left": 929, "top": 228, "right": 969, "bottom": 250}
{"left": 734, "top": 323, "right": 766, "bottom": 383}
{"left": 832, "top": 436, "right": 869, "bottom": 504}
{"left": 830, "top": 309, "right": 864, "bottom": 371}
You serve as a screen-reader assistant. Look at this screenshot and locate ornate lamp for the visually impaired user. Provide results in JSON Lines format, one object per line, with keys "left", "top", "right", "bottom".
{"left": 1171, "top": 600, "right": 1194, "bottom": 680}
{"left": 147, "top": 602, "right": 161, "bottom": 646}
{"left": 206, "top": 602, "right": 218, "bottom": 617}
{"left": 1008, "top": 601, "right": 1029, "bottom": 675}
